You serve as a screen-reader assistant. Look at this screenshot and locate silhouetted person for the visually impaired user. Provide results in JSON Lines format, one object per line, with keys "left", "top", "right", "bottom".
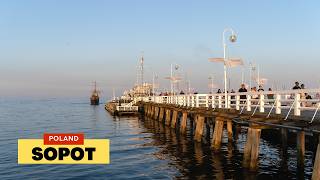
{"left": 292, "top": 81, "right": 301, "bottom": 90}
{"left": 217, "top": 89, "right": 222, "bottom": 93}
{"left": 238, "top": 84, "right": 247, "bottom": 102}
{"left": 258, "top": 85, "right": 264, "bottom": 92}
{"left": 267, "top": 88, "right": 274, "bottom": 100}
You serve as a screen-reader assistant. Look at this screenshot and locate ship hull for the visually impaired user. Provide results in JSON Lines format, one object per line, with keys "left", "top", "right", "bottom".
{"left": 90, "top": 97, "right": 99, "bottom": 105}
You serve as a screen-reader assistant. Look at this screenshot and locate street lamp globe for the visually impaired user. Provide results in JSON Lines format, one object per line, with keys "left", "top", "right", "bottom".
{"left": 229, "top": 34, "right": 237, "bottom": 43}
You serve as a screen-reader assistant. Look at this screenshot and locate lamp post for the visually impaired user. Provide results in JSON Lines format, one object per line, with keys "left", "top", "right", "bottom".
{"left": 152, "top": 72, "right": 158, "bottom": 101}
{"left": 222, "top": 28, "right": 237, "bottom": 108}
{"left": 208, "top": 76, "right": 214, "bottom": 93}
{"left": 166, "top": 63, "right": 180, "bottom": 95}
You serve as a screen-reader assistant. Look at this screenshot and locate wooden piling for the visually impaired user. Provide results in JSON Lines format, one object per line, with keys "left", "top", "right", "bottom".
{"left": 154, "top": 106, "right": 159, "bottom": 120}
{"left": 227, "top": 120, "right": 233, "bottom": 142}
{"left": 150, "top": 106, "right": 154, "bottom": 117}
{"left": 249, "top": 128, "right": 261, "bottom": 171}
{"left": 312, "top": 136, "right": 320, "bottom": 180}
{"left": 243, "top": 128, "right": 252, "bottom": 168}
{"left": 297, "top": 131, "right": 305, "bottom": 169}
{"left": 212, "top": 116, "right": 224, "bottom": 151}
{"left": 180, "top": 112, "right": 188, "bottom": 134}
{"left": 159, "top": 107, "right": 164, "bottom": 122}
{"left": 165, "top": 109, "right": 171, "bottom": 126}
{"left": 171, "top": 110, "right": 178, "bottom": 129}
{"left": 194, "top": 115, "right": 205, "bottom": 142}
{"left": 243, "top": 127, "right": 261, "bottom": 171}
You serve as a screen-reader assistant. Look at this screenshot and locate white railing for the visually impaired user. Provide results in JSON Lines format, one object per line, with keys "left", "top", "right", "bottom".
{"left": 116, "top": 106, "right": 139, "bottom": 112}
{"left": 137, "top": 89, "right": 320, "bottom": 123}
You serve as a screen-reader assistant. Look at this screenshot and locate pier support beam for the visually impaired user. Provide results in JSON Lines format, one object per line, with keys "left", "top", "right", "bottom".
{"left": 159, "top": 107, "right": 164, "bottom": 122}
{"left": 194, "top": 115, "right": 205, "bottom": 142}
{"left": 243, "top": 127, "right": 261, "bottom": 171}
{"left": 180, "top": 112, "right": 188, "bottom": 134}
{"left": 165, "top": 109, "right": 171, "bottom": 126}
{"left": 297, "top": 131, "right": 305, "bottom": 170}
{"left": 312, "top": 136, "right": 320, "bottom": 180}
{"left": 212, "top": 117, "right": 224, "bottom": 151}
{"left": 154, "top": 106, "right": 159, "bottom": 120}
{"left": 227, "top": 120, "right": 233, "bottom": 142}
{"left": 150, "top": 106, "right": 154, "bottom": 117}
{"left": 171, "top": 110, "right": 178, "bottom": 129}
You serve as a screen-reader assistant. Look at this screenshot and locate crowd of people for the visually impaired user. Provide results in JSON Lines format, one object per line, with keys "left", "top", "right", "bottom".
{"left": 156, "top": 81, "right": 319, "bottom": 107}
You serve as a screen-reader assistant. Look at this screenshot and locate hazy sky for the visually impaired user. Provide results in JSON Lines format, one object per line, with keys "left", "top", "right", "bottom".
{"left": 1, "top": 0, "right": 319, "bottom": 98}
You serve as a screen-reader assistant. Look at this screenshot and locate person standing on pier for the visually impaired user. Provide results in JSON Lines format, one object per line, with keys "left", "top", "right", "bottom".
{"left": 238, "top": 84, "right": 247, "bottom": 103}
{"left": 292, "top": 81, "right": 301, "bottom": 90}
{"left": 258, "top": 85, "right": 264, "bottom": 92}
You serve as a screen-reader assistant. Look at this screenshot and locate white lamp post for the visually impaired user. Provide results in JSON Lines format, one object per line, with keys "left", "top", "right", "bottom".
{"left": 209, "top": 28, "right": 239, "bottom": 108}
{"left": 208, "top": 76, "right": 214, "bottom": 93}
{"left": 166, "top": 63, "right": 180, "bottom": 95}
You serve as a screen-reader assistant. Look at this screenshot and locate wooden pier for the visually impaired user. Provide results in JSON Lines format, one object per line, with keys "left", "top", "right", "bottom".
{"left": 105, "top": 102, "right": 139, "bottom": 116}
{"left": 134, "top": 89, "right": 320, "bottom": 179}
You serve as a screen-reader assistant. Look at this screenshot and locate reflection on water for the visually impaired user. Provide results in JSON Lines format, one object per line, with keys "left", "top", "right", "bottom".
{"left": 139, "top": 116, "right": 314, "bottom": 180}
{"left": 0, "top": 98, "right": 315, "bottom": 179}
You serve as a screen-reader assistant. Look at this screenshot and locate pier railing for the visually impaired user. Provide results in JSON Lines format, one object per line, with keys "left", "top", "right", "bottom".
{"left": 116, "top": 105, "right": 139, "bottom": 112}
{"left": 137, "top": 89, "right": 320, "bottom": 123}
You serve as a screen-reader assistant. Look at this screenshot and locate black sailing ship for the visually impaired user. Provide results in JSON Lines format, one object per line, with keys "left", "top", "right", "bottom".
{"left": 90, "top": 81, "right": 100, "bottom": 105}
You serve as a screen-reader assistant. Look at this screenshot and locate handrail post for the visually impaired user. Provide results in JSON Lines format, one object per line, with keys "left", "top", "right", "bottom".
{"left": 294, "top": 93, "right": 301, "bottom": 116}
{"left": 218, "top": 95, "right": 222, "bottom": 108}
{"left": 236, "top": 95, "right": 240, "bottom": 110}
{"left": 274, "top": 94, "right": 281, "bottom": 114}
{"left": 206, "top": 95, "right": 209, "bottom": 108}
{"left": 259, "top": 94, "right": 265, "bottom": 113}
{"left": 191, "top": 95, "right": 194, "bottom": 107}
{"left": 196, "top": 95, "right": 199, "bottom": 107}
{"left": 212, "top": 95, "right": 216, "bottom": 108}
{"left": 247, "top": 95, "right": 251, "bottom": 111}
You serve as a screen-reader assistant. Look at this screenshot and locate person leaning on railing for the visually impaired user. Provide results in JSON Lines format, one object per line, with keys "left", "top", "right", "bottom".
{"left": 238, "top": 84, "right": 247, "bottom": 104}
{"left": 267, "top": 88, "right": 274, "bottom": 101}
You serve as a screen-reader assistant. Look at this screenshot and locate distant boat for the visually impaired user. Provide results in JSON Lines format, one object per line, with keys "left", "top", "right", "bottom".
{"left": 90, "top": 81, "right": 100, "bottom": 105}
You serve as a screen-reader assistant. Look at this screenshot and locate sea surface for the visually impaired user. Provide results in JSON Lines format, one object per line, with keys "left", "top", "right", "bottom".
{"left": 0, "top": 97, "right": 316, "bottom": 179}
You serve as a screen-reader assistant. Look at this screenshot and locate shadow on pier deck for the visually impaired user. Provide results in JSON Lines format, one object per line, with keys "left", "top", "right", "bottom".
{"left": 139, "top": 102, "right": 320, "bottom": 179}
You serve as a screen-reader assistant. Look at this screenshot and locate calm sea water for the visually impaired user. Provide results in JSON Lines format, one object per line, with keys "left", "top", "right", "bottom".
{"left": 0, "top": 97, "right": 315, "bottom": 179}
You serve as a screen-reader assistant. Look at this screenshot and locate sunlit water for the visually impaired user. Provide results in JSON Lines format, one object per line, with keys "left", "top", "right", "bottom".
{"left": 0, "top": 97, "right": 315, "bottom": 179}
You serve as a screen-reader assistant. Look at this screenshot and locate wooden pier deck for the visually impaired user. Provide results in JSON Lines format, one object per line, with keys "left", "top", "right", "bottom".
{"left": 133, "top": 89, "right": 320, "bottom": 179}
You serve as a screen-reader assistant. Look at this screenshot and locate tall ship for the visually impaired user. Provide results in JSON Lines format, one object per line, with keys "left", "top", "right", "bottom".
{"left": 90, "top": 81, "right": 100, "bottom": 105}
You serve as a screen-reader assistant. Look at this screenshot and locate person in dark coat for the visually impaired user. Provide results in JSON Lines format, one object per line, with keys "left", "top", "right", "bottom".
{"left": 238, "top": 84, "right": 247, "bottom": 103}
{"left": 292, "top": 82, "right": 301, "bottom": 89}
